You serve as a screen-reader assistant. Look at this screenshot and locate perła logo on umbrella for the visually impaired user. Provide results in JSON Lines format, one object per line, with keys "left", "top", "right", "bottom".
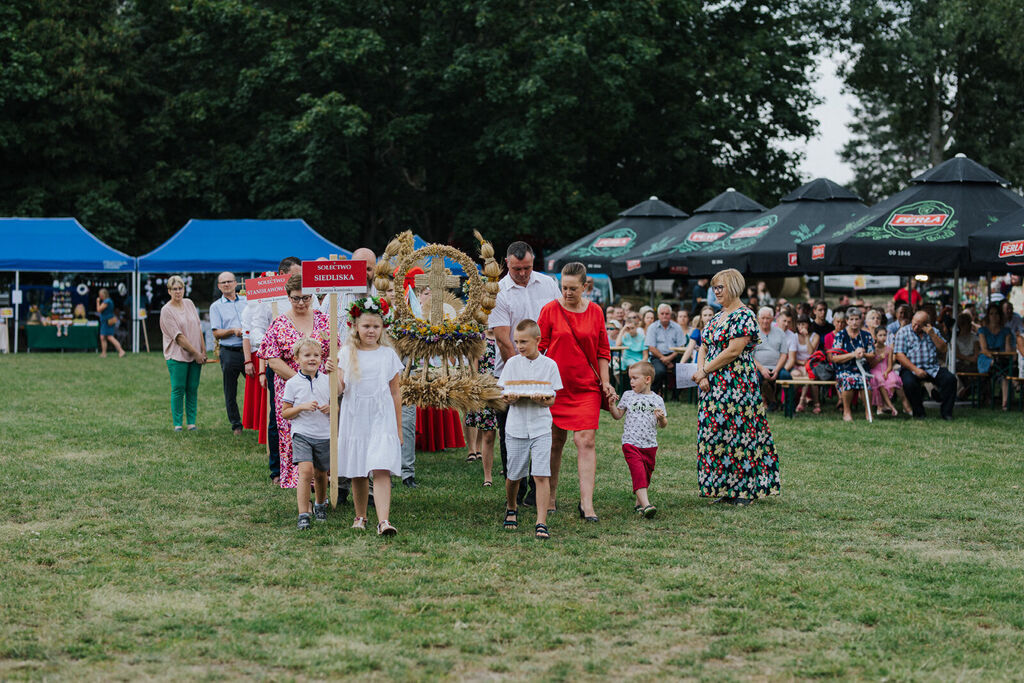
{"left": 570, "top": 228, "right": 637, "bottom": 258}
{"left": 706, "top": 215, "right": 777, "bottom": 252}
{"left": 856, "top": 201, "right": 957, "bottom": 242}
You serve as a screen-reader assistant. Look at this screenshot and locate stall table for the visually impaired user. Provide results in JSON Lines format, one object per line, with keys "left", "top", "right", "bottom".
{"left": 26, "top": 325, "right": 98, "bottom": 351}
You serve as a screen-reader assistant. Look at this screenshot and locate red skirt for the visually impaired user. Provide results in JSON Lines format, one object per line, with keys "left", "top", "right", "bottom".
{"left": 242, "top": 370, "right": 269, "bottom": 444}
{"left": 416, "top": 407, "right": 467, "bottom": 451}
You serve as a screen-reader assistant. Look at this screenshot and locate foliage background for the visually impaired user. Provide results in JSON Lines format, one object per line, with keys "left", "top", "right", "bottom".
{"left": 1, "top": 0, "right": 831, "bottom": 257}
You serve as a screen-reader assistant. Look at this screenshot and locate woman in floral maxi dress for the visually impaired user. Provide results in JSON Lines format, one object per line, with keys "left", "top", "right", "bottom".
{"left": 691, "top": 269, "right": 779, "bottom": 505}
{"left": 257, "top": 275, "right": 332, "bottom": 489}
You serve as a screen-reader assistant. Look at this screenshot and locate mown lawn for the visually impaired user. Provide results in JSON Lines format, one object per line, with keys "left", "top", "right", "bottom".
{"left": 1, "top": 352, "right": 1023, "bottom": 680}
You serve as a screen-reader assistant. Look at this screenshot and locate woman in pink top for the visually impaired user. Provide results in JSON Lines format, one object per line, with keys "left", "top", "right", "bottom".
{"left": 159, "top": 275, "right": 207, "bottom": 431}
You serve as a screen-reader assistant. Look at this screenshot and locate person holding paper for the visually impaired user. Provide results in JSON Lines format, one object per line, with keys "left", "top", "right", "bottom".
{"left": 691, "top": 269, "right": 779, "bottom": 505}
{"left": 210, "top": 272, "right": 247, "bottom": 435}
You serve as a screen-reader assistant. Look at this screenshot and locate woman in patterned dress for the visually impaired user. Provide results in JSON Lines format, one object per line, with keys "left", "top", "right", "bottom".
{"left": 828, "top": 307, "right": 875, "bottom": 422}
{"left": 691, "top": 269, "right": 779, "bottom": 505}
{"left": 464, "top": 329, "right": 498, "bottom": 485}
{"left": 257, "top": 274, "right": 332, "bottom": 489}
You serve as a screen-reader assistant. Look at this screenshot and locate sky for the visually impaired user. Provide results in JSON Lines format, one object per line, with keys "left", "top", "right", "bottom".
{"left": 781, "top": 56, "right": 858, "bottom": 186}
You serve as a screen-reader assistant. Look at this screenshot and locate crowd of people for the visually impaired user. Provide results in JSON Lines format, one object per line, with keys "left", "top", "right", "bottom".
{"left": 599, "top": 280, "right": 1024, "bottom": 422}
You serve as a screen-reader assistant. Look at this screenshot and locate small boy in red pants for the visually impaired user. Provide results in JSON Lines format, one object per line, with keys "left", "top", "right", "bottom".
{"left": 608, "top": 361, "right": 667, "bottom": 518}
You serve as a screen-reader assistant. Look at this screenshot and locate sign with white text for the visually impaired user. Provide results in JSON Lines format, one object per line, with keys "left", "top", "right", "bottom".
{"left": 244, "top": 274, "right": 290, "bottom": 302}
{"left": 302, "top": 260, "right": 367, "bottom": 296}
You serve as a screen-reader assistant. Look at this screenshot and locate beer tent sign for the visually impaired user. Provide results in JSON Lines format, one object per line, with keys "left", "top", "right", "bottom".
{"left": 610, "top": 188, "right": 766, "bottom": 277}
{"left": 968, "top": 206, "right": 1024, "bottom": 269}
{"left": 804, "top": 154, "right": 1024, "bottom": 273}
{"left": 545, "top": 196, "right": 688, "bottom": 278}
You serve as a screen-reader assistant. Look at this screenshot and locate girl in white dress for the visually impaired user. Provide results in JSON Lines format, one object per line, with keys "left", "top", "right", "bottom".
{"left": 337, "top": 296, "right": 404, "bottom": 536}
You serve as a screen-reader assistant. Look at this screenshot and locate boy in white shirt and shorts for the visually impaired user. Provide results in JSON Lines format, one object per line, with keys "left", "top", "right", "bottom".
{"left": 498, "top": 319, "right": 562, "bottom": 540}
{"left": 280, "top": 338, "right": 337, "bottom": 530}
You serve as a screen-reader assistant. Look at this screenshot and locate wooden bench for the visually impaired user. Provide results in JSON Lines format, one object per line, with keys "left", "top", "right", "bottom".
{"left": 775, "top": 379, "right": 837, "bottom": 418}
{"left": 956, "top": 372, "right": 987, "bottom": 407}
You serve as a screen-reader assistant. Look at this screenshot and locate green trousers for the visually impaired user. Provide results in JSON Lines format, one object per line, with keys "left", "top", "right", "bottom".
{"left": 167, "top": 359, "right": 202, "bottom": 427}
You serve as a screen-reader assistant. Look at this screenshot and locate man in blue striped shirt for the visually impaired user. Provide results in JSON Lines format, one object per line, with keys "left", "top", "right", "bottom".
{"left": 211, "top": 272, "right": 247, "bottom": 435}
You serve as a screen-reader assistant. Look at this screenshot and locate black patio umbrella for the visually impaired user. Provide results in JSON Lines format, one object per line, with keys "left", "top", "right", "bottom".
{"left": 801, "top": 154, "right": 1024, "bottom": 274}
{"left": 544, "top": 197, "right": 688, "bottom": 277}
{"left": 608, "top": 188, "right": 765, "bottom": 277}
{"left": 967, "top": 206, "right": 1024, "bottom": 270}
{"left": 682, "top": 179, "right": 867, "bottom": 277}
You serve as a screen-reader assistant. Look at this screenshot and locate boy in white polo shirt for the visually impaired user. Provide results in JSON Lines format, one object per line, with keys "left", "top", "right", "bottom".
{"left": 498, "top": 319, "right": 562, "bottom": 540}
{"left": 280, "top": 337, "right": 336, "bottom": 530}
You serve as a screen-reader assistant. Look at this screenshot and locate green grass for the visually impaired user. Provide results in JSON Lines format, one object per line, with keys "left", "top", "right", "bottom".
{"left": 2, "top": 352, "right": 1023, "bottom": 680}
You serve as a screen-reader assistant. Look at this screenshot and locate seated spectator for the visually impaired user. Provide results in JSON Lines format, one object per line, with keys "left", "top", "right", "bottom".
{"left": 675, "top": 308, "right": 692, "bottom": 339}
{"left": 752, "top": 306, "right": 794, "bottom": 411}
{"left": 978, "top": 302, "right": 1013, "bottom": 410}
{"left": 870, "top": 326, "right": 910, "bottom": 415}
{"left": 810, "top": 300, "right": 834, "bottom": 352}
{"left": 640, "top": 308, "right": 655, "bottom": 331}
{"left": 792, "top": 315, "right": 820, "bottom": 413}
{"left": 645, "top": 303, "right": 686, "bottom": 395}
{"left": 823, "top": 311, "right": 845, "bottom": 352}
{"left": 864, "top": 308, "right": 882, "bottom": 336}
{"left": 828, "top": 307, "right": 875, "bottom": 422}
{"left": 680, "top": 305, "right": 713, "bottom": 363}
{"left": 954, "top": 312, "right": 978, "bottom": 370}
{"left": 616, "top": 313, "right": 648, "bottom": 388}
{"left": 894, "top": 311, "right": 955, "bottom": 420}
{"left": 887, "top": 303, "right": 912, "bottom": 338}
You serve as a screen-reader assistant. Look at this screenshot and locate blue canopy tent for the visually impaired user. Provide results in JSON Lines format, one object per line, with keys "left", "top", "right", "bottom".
{"left": 137, "top": 219, "right": 351, "bottom": 352}
{"left": 137, "top": 219, "right": 350, "bottom": 273}
{"left": 412, "top": 234, "right": 469, "bottom": 277}
{"left": 0, "top": 217, "right": 135, "bottom": 353}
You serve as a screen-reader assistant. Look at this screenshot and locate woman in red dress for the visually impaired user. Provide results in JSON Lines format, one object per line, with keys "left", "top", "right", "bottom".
{"left": 538, "top": 262, "right": 617, "bottom": 521}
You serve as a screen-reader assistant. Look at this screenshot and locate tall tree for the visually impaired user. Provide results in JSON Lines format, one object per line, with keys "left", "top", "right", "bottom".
{"left": 839, "top": 0, "right": 1024, "bottom": 203}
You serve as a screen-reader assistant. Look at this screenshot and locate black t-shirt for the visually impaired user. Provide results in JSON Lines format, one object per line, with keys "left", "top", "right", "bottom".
{"left": 809, "top": 321, "right": 834, "bottom": 352}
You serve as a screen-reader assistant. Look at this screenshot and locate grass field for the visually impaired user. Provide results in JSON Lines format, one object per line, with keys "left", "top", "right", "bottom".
{"left": 2, "top": 352, "right": 1023, "bottom": 680}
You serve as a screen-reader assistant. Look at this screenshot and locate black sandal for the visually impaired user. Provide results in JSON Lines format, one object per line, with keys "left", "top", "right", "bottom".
{"left": 466, "top": 452, "right": 480, "bottom": 462}
{"left": 503, "top": 508, "right": 518, "bottom": 530}
{"left": 535, "top": 523, "right": 550, "bottom": 540}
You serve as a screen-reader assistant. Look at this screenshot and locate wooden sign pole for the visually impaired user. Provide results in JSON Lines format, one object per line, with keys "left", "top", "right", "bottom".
{"left": 328, "top": 255, "right": 340, "bottom": 508}
{"left": 267, "top": 301, "right": 278, "bottom": 461}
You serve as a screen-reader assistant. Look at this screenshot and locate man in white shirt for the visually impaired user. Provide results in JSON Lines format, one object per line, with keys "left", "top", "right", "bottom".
{"left": 488, "top": 241, "right": 560, "bottom": 505}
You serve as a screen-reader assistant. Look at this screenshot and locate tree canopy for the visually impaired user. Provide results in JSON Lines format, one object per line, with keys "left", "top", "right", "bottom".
{"left": 2, "top": 0, "right": 834, "bottom": 257}
{"left": 839, "top": 0, "right": 1024, "bottom": 203}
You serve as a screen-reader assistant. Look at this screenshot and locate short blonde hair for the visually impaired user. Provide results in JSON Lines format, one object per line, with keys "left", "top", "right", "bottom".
{"left": 628, "top": 360, "right": 655, "bottom": 379}
{"left": 291, "top": 337, "right": 322, "bottom": 359}
{"left": 167, "top": 275, "right": 185, "bottom": 290}
{"left": 711, "top": 269, "right": 745, "bottom": 300}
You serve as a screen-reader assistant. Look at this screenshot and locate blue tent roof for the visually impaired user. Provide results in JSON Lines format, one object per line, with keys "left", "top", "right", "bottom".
{"left": 412, "top": 234, "right": 469, "bottom": 277}
{"left": 0, "top": 217, "right": 135, "bottom": 272}
{"left": 137, "top": 219, "right": 350, "bottom": 273}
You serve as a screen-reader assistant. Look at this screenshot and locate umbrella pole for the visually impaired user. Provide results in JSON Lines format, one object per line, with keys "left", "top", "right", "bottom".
{"left": 819, "top": 271, "right": 825, "bottom": 298}
{"left": 949, "top": 268, "right": 959, "bottom": 372}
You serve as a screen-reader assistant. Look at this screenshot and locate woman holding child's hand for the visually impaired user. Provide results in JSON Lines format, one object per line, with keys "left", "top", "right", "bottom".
{"left": 258, "top": 274, "right": 332, "bottom": 490}
{"left": 538, "top": 262, "right": 614, "bottom": 522}
{"left": 693, "top": 269, "right": 779, "bottom": 506}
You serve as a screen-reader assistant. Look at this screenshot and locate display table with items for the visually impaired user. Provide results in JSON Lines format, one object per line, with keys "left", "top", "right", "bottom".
{"left": 26, "top": 324, "right": 99, "bottom": 351}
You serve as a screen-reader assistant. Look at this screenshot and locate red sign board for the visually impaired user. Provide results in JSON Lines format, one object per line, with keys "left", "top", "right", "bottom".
{"left": 302, "top": 260, "right": 368, "bottom": 295}
{"left": 811, "top": 244, "right": 825, "bottom": 260}
{"left": 999, "top": 239, "right": 1024, "bottom": 259}
{"left": 244, "top": 274, "right": 290, "bottom": 302}
{"left": 626, "top": 259, "right": 642, "bottom": 272}
{"left": 890, "top": 214, "right": 948, "bottom": 227}
{"left": 787, "top": 252, "right": 798, "bottom": 267}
